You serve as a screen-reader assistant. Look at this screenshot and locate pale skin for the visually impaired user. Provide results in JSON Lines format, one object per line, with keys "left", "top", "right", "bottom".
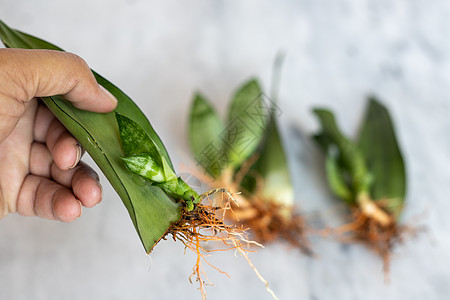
{"left": 0, "top": 48, "right": 118, "bottom": 222}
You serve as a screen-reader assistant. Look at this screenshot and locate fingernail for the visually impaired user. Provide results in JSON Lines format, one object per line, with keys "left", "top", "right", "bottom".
{"left": 70, "top": 143, "right": 82, "bottom": 169}
{"left": 77, "top": 200, "right": 82, "bottom": 219}
{"left": 99, "top": 84, "right": 118, "bottom": 106}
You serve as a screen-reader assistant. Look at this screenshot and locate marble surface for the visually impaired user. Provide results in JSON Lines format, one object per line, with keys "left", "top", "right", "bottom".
{"left": 1, "top": 1, "right": 449, "bottom": 299}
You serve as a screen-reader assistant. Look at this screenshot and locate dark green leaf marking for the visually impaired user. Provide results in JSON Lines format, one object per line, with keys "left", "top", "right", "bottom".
{"left": 116, "top": 113, "right": 199, "bottom": 210}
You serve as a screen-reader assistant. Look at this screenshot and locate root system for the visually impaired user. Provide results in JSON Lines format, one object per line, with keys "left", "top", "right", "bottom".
{"left": 231, "top": 197, "right": 312, "bottom": 255}
{"left": 184, "top": 159, "right": 311, "bottom": 255}
{"left": 163, "top": 193, "right": 277, "bottom": 300}
{"left": 335, "top": 205, "right": 419, "bottom": 274}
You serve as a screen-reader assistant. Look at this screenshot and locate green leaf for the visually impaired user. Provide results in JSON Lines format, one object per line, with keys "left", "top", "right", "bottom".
{"left": 226, "top": 79, "right": 267, "bottom": 169}
{"left": 312, "top": 111, "right": 356, "bottom": 204}
{"left": 0, "top": 20, "right": 181, "bottom": 253}
{"left": 324, "top": 146, "right": 354, "bottom": 204}
{"left": 116, "top": 112, "right": 164, "bottom": 159}
{"left": 188, "top": 93, "right": 225, "bottom": 177}
{"left": 312, "top": 109, "right": 348, "bottom": 147}
{"left": 312, "top": 108, "right": 372, "bottom": 197}
{"left": 357, "top": 98, "right": 406, "bottom": 218}
{"left": 117, "top": 105, "right": 198, "bottom": 209}
{"left": 116, "top": 112, "right": 176, "bottom": 182}
{"left": 251, "top": 110, "right": 294, "bottom": 208}
{"left": 122, "top": 155, "right": 166, "bottom": 183}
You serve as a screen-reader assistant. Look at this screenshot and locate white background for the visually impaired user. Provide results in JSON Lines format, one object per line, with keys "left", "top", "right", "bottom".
{"left": 1, "top": 1, "right": 449, "bottom": 299}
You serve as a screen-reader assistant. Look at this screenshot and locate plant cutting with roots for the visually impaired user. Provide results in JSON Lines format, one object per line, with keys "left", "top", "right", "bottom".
{"left": 0, "top": 21, "right": 278, "bottom": 300}
{"left": 116, "top": 103, "right": 280, "bottom": 300}
{"left": 188, "top": 78, "right": 310, "bottom": 255}
{"left": 313, "top": 98, "right": 413, "bottom": 272}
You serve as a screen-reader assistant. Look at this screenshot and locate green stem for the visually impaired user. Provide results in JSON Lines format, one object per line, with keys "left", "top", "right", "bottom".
{"left": 156, "top": 178, "right": 199, "bottom": 211}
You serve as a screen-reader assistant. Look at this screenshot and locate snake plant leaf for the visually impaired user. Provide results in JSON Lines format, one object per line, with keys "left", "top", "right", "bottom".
{"left": 324, "top": 146, "right": 354, "bottom": 204}
{"left": 357, "top": 98, "right": 406, "bottom": 218}
{"left": 116, "top": 112, "right": 176, "bottom": 182}
{"left": 117, "top": 108, "right": 198, "bottom": 210}
{"left": 312, "top": 108, "right": 353, "bottom": 176}
{"left": 313, "top": 109, "right": 355, "bottom": 203}
{"left": 312, "top": 109, "right": 348, "bottom": 150}
{"left": 0, "top": 20, "right": 181, "bottom": 253}
{"left": 121, "top": 155, "right": 166, "bottom": 183}
{"left": 188, "top": 93, "right": 225, "bottom": 178}
{"left": 250, "top": 109, "right": 294, "bottom": 208}
{"left": 226, "top": 79, "right": 267, "bottom": 169}
{"left": 116, "top": 112, "right": 164, "bottom": 159}
{"left": 313, "top": 108, "right": 372, "bottom": 193}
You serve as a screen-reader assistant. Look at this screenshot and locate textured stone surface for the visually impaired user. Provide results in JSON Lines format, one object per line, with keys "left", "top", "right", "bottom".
{"left": 1, "top": 1, "right": 449, "bottom": 299}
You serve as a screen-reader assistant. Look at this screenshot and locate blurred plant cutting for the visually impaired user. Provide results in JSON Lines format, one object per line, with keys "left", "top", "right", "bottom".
{"left": 313, "top": 98, "right": 410, "bottom": 271}
{"left": 188, "top": 77, "right": 310, "bottom": 254}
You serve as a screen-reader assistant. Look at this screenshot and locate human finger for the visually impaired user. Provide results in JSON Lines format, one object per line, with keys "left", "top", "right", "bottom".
{"left": 33, "top": 103, "right": 56, "bottom": 143}
{"left": 16, "top": 174, "right": 82, "bottom": 222}
{"left": 0, "top": 48, "right": 117, "bottom": 112}
{"left": 45, "top": 117, "right": 83, "bottom": 170}
{"left": 51, "top": 161, "right": 102, "bottom": 208}
{"left": 29, "top": 142, "right": 52, "bottom": 177}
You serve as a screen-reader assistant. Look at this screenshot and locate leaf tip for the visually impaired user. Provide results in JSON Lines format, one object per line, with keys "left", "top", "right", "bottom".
{"left": 243, "top": 77, "right": 261, "bottom": 90}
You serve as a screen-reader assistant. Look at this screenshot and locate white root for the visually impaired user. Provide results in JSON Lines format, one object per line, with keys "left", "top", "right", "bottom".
{"left": 232, "top": 240, "right": 280, "bottom": 300}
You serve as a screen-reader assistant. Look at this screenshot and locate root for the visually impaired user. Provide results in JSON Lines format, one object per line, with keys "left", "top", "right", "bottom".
{"left": 334, "top": 207, "right": 419, "bottom": 275}
{"left": 233, "top": 240, "right": 280, "bottom": 300}
{"left": 233, "top": 157, "right": 311, "bottom": 254}
{"left": 200, "top": 187, "right": 240, "bottom": 206}
{"left": 357, "top": 192, "right": 393, "bottom": 226}
{"left": 232, "top": 198, "right": 312, "bottom": 255}
{"left": 165, "top": 191, "right": 277, "bottom": 300}
{"left": 182, "top": 159, "right": 311, "bottom": 255}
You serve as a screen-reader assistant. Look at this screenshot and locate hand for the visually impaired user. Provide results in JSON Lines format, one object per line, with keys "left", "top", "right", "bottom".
{"left": 0, "top": 48, "right": 117, "bottom": 222}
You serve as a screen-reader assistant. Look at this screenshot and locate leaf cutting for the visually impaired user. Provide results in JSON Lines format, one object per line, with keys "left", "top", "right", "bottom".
{"left": 188, "top": 79, "right": 310, "bottom": 254}
{"left": 0, "top": 19, "right": 179, "bottom": 253}
{"left": 313, "top": 98, "right": 410, "bottom": 271}
{"left": 0, "top": 20, "right": 277, "bottom": 299}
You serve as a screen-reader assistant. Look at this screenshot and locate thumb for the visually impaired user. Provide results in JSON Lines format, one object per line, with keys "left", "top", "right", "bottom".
{"left": 0, "top": 48, "right": 118, "bottom": 112}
